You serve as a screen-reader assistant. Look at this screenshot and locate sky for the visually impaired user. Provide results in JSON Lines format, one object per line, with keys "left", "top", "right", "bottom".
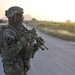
{"left": 0, "top": 0, "right": 75, "bottom": 22}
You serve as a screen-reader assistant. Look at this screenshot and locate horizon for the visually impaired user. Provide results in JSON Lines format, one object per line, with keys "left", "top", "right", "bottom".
{"left": 0, "top": 15, "right": 73, "bottom": 23}
{"left": 0, "top": 0, "right": 75, "bottom": 22}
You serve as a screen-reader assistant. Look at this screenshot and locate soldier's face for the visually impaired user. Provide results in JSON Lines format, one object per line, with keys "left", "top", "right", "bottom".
{"left": 16, "top": 13, "right": 24, "bottom": 23}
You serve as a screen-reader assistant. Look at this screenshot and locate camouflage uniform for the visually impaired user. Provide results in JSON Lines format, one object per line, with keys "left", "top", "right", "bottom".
{"left": 0, "top": 6, "right": 32, "bottom": 75}
{"left": 1, "top": 25, "right": 25, "bottom": 75}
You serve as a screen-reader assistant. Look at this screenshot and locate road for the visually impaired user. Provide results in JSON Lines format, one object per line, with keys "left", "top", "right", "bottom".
{"left": 0, "top": 26, "right": 75, "bottom": 75}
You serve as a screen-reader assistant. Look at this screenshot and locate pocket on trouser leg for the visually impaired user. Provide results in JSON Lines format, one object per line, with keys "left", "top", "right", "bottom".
{"left": 3, "top": 63, "right": 13, "bottom": 75}
{"left": 13, "top": 62, "right": 25, "bottom": 75}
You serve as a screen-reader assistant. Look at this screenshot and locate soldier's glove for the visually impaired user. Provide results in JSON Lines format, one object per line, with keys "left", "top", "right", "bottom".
{"left": 31, "top": 43, "right": 39, "bottom": 58}
{"left": 33, "top": 43, "right": 39, "bottom": 50}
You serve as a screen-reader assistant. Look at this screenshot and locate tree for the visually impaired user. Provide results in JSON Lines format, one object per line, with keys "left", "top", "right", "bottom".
{"left": 0, "top": 19, "right": 3, "bottom": 23}
{"left": 66, "top": 19, "right": 71, "bottom": 23}
{"left": 31, "top": 18, "right": 38, "bottom": 21}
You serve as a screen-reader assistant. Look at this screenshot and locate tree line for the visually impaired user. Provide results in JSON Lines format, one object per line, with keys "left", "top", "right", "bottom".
{"left": 0, "top": 19, "right": 7, "bottom": 23}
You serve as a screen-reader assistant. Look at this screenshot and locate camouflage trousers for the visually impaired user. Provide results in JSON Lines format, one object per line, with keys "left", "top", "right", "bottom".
{"left": 2, "top": 58, "right": 28, "bottom": 75}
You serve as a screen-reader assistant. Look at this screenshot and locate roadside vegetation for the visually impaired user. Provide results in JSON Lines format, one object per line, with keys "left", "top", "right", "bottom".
{"left": 29, "top": 20, "right": 75, "bottom": 42}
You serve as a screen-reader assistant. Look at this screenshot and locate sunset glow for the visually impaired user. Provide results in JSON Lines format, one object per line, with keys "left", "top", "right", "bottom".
{"left": 0, "top": 0, "right": 75, "bottom": 22}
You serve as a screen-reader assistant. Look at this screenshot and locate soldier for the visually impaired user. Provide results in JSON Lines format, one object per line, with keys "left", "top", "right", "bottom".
{"left": 0, "top": 6, "right": 47, "bottom": 75}
{"left": 0, "top": 6, "right": 32, "bottom": 75}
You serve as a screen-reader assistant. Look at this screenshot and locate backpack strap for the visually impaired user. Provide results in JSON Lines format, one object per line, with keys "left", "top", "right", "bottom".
{"left": 0, "top": 26, "right": 6, "bottom": 48}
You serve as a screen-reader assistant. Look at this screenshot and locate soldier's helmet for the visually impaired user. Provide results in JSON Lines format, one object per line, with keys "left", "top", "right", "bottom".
{"left": 5, "top": 6, "right": 23, "bottom": 18}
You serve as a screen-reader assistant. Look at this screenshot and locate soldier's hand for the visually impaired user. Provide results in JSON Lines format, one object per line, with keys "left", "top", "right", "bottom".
{"left": 33, "top": 43, "right": 39, "bottom": 50}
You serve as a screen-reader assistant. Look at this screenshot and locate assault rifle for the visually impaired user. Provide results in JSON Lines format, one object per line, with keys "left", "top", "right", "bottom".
{"left": 29, "top": 28, "right": 48, "bottom": 50}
